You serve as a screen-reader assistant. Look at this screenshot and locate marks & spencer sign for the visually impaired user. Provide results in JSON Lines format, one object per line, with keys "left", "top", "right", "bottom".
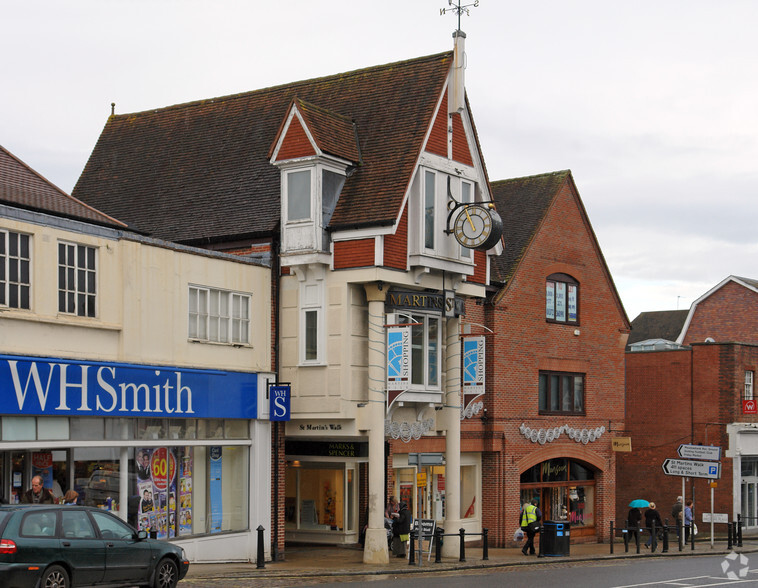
{"left": 0, "top": 354, "right": 257, "bottom": 419}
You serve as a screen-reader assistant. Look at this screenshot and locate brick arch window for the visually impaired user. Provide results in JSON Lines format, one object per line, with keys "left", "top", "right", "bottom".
{"left": 546, "top": 273, "right": 579, "bottom": 324}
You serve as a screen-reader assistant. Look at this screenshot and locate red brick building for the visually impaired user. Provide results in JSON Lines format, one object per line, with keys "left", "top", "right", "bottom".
{"left": 619, "top": 276, "right": 758, "bottom": 532}
{"left": 428, "top": 170, "right": 628, "bottom": 545}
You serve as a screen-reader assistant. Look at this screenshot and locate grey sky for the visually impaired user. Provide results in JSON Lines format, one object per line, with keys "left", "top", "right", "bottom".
{"left": 3, "top": 0, "right": 756, "bottom": 320}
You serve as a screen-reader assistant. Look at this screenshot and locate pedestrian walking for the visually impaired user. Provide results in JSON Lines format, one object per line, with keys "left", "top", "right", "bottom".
{"left": 644, "top": 502, "right": 663, "bottom": 548}
{"left": 520, "top": 497, "right": 542, "bottom": 556}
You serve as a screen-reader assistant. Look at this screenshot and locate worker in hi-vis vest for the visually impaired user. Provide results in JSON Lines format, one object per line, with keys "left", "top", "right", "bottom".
{"left": 520, "top": 497, "right": 542, "bottom": 555}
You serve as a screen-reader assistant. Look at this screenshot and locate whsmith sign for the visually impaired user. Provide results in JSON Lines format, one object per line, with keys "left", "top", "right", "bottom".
{"left": 0, "top": 354, "right": 258, "bottom": 419}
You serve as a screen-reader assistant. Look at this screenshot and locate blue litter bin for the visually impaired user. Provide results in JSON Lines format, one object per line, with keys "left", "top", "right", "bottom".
{"left": 540, "top": 521, "right": 570, "bottom": 556}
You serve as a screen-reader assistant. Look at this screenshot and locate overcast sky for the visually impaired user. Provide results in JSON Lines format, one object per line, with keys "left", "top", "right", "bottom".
{"left": 3, "top": 0, "right": 756, "bottom": 321}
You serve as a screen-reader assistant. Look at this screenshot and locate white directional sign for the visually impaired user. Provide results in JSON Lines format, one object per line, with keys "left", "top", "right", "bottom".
{"left": 702, "top": 512, "right": 728, "bottom": 524}
{"left": 677, "top": 444, "right": 721, "bottom": 461}
{"left": 662, "top": 458, "right": 721, "bottom": 479}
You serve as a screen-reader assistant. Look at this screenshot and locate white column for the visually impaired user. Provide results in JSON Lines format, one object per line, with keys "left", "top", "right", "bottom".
{"left": 442, "top": 315, "right": 462, "bottom": 557}
{"left": 118, "top": 446, "right": 129, "bottom": 522}
{"left": 363, "top": 283, "right": 389, "bottom": 564}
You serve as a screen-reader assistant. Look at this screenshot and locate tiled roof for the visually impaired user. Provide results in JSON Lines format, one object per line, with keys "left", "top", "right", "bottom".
{"left": 294, "top": 99, "right": 361, "bottom": 164}
{"left": 489, "top": 170, "right": 571, "bottom": 283}
{"left": 72, "top": 52, "right": 454, "bottom": 244}
{"left": 627, "top": 310, "right": 689, "bottom": 346}
{"left": 0, "top": 145, "right": 126, "bottom": 228}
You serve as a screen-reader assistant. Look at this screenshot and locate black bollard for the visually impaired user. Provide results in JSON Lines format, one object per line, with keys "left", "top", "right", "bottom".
{"left": 662, "top": 523, "right": 668, "bottom": 553}
{"left": 651, "top": 520, "right": 657, "bottom": 553}
{"left": 459, "top": 528, "right": 466, "bottom": 562}
{"left": 408, "top": 530, "right": 416, "bottom": 565}
{"left": 482, "top": 528, "right": 489, "bottom": 560}
{"left": 623, "top": 520, "right": 629, "bottom": 553}
{"left": 636, "top": 524, "right": 641, "bottom": 554}
{"left": 727, "top": 522, "right": 733, "bottom": 550}
{"left": 677, "top": 518, "right": 683, "bottom": 551}
{"left": 434, "top": 527, "right": 443, "bottom": 563}
{"left": 610, "top": 521, "right": 615, "bottom": 554}
{"left": 738, "top": 515, "right": 743, "bottom": 547}
{"left": 256, "top": 525, "right": 265, "bottom": 569}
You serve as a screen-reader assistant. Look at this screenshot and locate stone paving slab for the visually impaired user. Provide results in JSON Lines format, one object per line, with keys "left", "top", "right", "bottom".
{"left": 183, "top": 539, "right": 758, "bottom": 581}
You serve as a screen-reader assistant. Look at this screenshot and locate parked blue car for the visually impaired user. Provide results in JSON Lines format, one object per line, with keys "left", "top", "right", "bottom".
{"left": 0, "top": 504, "right": 189, "bottom": 587}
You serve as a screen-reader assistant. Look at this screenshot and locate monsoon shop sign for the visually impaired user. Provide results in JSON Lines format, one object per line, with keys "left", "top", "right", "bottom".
{"left": 0, "top": 354, "right": 257, "bottom": 419}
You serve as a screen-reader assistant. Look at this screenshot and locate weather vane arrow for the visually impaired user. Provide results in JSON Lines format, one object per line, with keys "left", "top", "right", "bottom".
{"left": 440, "top": 0, "right": 479, "bottom": 31}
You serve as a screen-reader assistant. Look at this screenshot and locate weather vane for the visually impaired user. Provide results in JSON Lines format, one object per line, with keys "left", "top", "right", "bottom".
{"left": 440, "top": 0, "right": 479, "bottom": 31}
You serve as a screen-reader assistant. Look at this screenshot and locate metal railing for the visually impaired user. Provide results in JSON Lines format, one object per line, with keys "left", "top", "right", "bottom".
{"left": 609, "top": 517, "right": 743, "bottom": 554}
{"left": 408, "top": 527, "right": 489, "bottom": 566}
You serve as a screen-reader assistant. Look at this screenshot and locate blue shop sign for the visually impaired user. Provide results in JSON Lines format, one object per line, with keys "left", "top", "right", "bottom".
{"left": 269, "top": 385, "right": 291, "bottom": 421}
{"left": 0, "top": 354, "right": 257, "bottom": 419}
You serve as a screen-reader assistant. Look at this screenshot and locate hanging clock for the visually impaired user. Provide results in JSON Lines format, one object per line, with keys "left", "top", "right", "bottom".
{"left": 452, "top": 202, "right": 502, "bottom": 250}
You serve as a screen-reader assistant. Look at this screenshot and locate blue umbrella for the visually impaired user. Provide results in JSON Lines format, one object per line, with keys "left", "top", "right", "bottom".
{"left": 629, "top": 499, "right": 649, "bottom": 508}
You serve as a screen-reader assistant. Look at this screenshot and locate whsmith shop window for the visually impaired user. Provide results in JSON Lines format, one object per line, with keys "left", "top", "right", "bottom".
{"left": 0, "top": 355, "right": 263, "bottom": 542}
{"left": 284, "top": 440, "right": 364, "bottom": 539}
{"left": 520, "top": 458, "right": 596, "bottom": 536}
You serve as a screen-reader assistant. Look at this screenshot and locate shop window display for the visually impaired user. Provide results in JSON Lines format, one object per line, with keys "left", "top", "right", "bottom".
{"left": 520, "top": 458, "right": 596, "bottom": 530}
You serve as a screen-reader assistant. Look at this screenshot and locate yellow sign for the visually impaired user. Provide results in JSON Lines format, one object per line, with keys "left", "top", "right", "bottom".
{"left": 612, "top": 437, "right": 632, "bottom": 452}
{"left": 416, "top": 472, "right": 427, "bottom": 487}
{"left": 710, "top": 481, "right": 718, "bottom": 488}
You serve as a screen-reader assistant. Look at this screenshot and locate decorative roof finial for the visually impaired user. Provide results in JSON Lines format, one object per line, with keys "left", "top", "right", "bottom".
{"left": 111, "top": 103, "right": 115, "bottom": 116}
{"left": 440, "top": 0, "right": 479, "bottom": 32}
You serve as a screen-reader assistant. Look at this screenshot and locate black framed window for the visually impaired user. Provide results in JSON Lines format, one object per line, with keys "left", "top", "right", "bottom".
{"left": 539, "top": 371, "right": 585, "bottom": 415}
{"left": 546, "top": 273, "right": 579, "bottom": 324}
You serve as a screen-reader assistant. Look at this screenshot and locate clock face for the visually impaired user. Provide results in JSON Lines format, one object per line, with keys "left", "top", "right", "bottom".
{"left": 453, "top": 204, "right": 499, "bottom": 249}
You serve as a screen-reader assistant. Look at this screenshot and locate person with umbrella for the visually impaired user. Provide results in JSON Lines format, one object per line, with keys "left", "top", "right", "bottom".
{"left": 628, "top": 499, "right": 648, "bottom": 546}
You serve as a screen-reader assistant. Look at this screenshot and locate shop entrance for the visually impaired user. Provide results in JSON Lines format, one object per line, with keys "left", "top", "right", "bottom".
{"left": 520, "top": 458, "right": 597, "bottom": 538}
{"left": 741, "top": 456, "right": 758, "bottom": 529}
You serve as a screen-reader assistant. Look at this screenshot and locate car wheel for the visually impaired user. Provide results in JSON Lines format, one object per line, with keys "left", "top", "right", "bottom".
{"left": 153, "top": 557, "right": 178, "bottom": 588}
{"left": 41, "top": 564, "right": 69, "bottom": 588}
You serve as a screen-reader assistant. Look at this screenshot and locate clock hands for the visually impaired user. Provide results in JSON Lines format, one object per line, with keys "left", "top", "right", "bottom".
{"left": 464, "top": 205, "right": 476, "bottom": 232}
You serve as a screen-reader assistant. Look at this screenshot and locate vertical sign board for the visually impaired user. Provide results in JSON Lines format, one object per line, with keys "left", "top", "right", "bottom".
{"left": 387, "top": 326, "right": 410, "bottom": 391}
{"left": 209, "top": 446, "right": 223, "bottom": 533}
{"left": 462, "top": 336, "right": 485, "bottom": 396}
{"left": 269, "top": 385, "right": 291, "bottom": 421}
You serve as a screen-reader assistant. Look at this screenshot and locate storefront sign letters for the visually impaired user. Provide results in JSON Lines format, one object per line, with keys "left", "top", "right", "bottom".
{"left": 0, "top": 354, "right": 258, "bottom": 419}
{"left": 386, "top": 289, "right": 465, "bottom": 317}
{"left": 269, "top": 385, "right": 291, "bottom": 421}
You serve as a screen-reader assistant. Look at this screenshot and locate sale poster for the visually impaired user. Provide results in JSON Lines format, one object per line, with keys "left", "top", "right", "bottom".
{"left": 137, "top": 447, "right": 178, "bottom": 539}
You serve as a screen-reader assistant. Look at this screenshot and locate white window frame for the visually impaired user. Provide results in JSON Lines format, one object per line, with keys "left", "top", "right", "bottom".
{"left": 285, "top": 168, "right": 313, "bottom": 223}
{"left": 299, "top": 280, "right": 325, "bottom": 365}
{"left": 188, "top": 285, "right": 250, "bottom": 345}
{"left": 58, "top": 240, "right": 97, "bottom": 317}
{"left": 399, "top": 312, "right": 441, "bottom": 390}
{"left": 0, "top": 229, "right": 31, "bottom": 309}
{"left": 746, "top": 371, "right": 754, "bottom": 400}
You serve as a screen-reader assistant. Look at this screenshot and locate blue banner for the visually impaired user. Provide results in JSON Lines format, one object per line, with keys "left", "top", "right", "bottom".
{"left": 269, "top": 385, "right": 291, "bottom": 421}
{"left": 0, "top": 354, "right": 257, "bottom": 419}
{"left": 209, "top": 446, "right": 223, "bottom": 533}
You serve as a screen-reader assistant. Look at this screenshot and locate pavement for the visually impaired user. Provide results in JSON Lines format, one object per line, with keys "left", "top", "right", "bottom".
{"left": 182, "top": 536, "right": 758, "bottom": 583}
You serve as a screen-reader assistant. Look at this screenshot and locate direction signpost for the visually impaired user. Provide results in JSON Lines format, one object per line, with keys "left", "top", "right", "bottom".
{"left": 677, "top": 444, "right": 721, "bottom": 461}
{"left": 661, "top": 458, "right": 721, "bottom": 479}
{"left": 663, "top": 446, "right": 722, "bottom": 549}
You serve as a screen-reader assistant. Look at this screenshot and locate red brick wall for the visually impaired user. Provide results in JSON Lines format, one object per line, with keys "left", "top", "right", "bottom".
{"left": 276, "top": 116, "right": 316, "bottom": 161}
{"left": 451, "top": 113, "right": 473, "bottom": 166}
{"left": 468, "top": 249, "right": 486, "bottom": 284}
{"left": 384, "top": 205, "right": 408, "bottom": 270}
{"left": 683, "top": 281, "right": 758, "bottom": 345}
{"left": 462, "top": 178, "right": 627, "bottom": 546}
{"left": 334, "top": 239, "right": 374, "bottom": 269}
{"left": 620, "top": 342, "right": 758, "bottom": 527}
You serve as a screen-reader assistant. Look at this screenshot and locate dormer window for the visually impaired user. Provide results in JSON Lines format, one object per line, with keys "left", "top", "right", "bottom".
{"left": 287, "top": 169, "right": 312, "bottom": 221}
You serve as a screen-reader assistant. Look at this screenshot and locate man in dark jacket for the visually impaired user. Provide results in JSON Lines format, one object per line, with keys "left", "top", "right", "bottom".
{"left": 520, "top": 497, "right": 542, "bottom": 555}
{"left": 392, "top": 502, "right": 411, "bottom": 557}
{"left": 22, "top": 475, "right": 55, "bottom": 504}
